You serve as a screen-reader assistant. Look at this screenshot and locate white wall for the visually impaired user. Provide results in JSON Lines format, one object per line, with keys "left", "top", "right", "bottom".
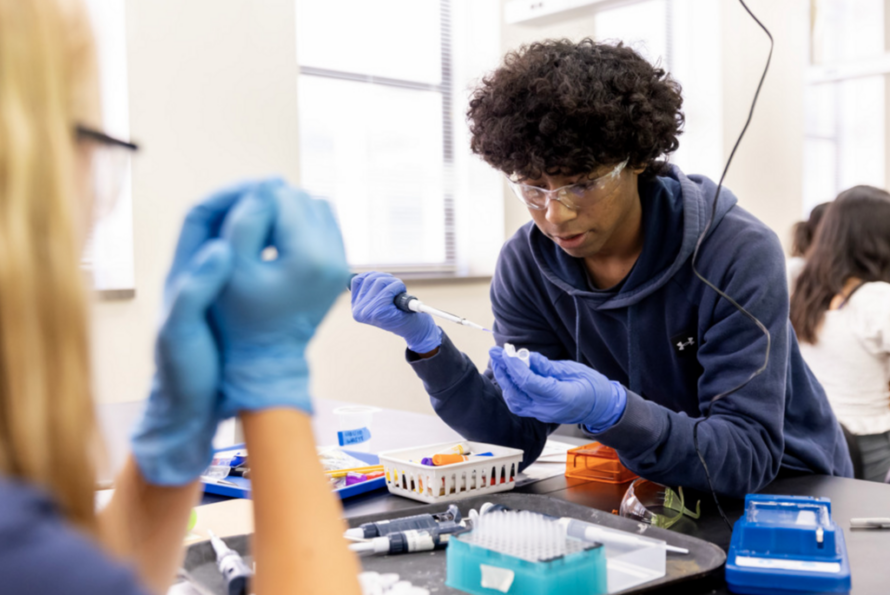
{"left": 91, "top": 0, "right": 303, "bottom": 404}
{"left": 721, "top": 0, "right": 808, "bottom": 251}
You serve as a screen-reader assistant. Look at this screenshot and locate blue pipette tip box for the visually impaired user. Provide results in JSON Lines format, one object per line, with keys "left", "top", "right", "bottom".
{"left": 725, "top": 495, "right": 851, "bottom": 595}
{"left": 446, "top": 538, "right": 606, "bottom": 595}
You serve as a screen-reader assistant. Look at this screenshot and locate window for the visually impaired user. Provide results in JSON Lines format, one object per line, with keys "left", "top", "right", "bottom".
{"left": 295, "top": 0, "right": 502, "bottom": 276}
{"left": 594, "top": 0, "right": 723, "bottom": 178}
{"left": 804, "top": 0, "right": 888, "bottom": 215}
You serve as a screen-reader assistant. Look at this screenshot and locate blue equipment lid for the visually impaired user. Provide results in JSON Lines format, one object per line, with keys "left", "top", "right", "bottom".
{"left": 725, "top": 494, "right": 851, "bottom": 595}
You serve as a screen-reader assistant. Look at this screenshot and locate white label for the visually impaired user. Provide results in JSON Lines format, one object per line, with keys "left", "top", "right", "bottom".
{"left": 734, "top": 556, "right": 841, "bottom": 574}
{"left": 404, "top": 531, "right": 435, "bottom": 552}
{"left": 480, "top": 564, "right": 515, "bottom": 593}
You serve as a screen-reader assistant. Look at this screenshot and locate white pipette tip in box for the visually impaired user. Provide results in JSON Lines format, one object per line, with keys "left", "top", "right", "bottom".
{"left": 503, "top": 343, "right": 531, "bottom": 367}
{"left": 447, "top": 510, "right": 607, "bottom": 594}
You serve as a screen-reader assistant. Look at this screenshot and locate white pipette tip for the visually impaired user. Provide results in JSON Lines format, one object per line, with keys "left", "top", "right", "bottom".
{"left": 207, "top": 530, "right": 232, "bottom": 558}
{"left": 349, "top": 537, "right": 389, "bottom": 555}
{"left": 344, "top": 527, "right": 365, "bottom": 540}
{"left": 461, "top": 319, "right": 493, "bottom": 333}
{"left": 348, "top": 542, "right": 375, "bottom": 554}
{"left": 415, "top": 302, "right": 492, "bottom": 334}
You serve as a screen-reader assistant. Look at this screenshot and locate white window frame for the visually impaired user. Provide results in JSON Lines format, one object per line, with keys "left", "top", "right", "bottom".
{"left": 803, "top": 0, "right": 889, "bottom": 216}
{"left": 295, "top": 0, "right": 503, "bottom": 279}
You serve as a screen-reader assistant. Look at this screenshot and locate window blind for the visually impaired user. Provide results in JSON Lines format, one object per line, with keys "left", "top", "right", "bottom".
{"left": 296, "top": 0, "right": 458, "bottom": 274}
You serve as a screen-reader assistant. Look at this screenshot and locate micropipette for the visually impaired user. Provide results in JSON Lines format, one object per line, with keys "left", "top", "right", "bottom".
{"left": 393, "top": 292, "right": 492, "bottom": 333}
{"left": 348, "top": 522, "right": 464, "bottom": 556}
{"left": 348, "top": 275, "right": 493, "bottom": 333}
{"left": 344, "top": 504, "right": 461, "bottom": 540}
{"left": 207, "top": 530, "right": 253, "bottom": 595}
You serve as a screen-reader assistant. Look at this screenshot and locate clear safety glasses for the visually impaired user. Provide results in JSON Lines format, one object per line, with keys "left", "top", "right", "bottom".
{"left": 507, "top": 158, "right": 628, "bottom": 211}
{"left": 76, "top": 125, "right": 139, "bottom": 221}
{"left": 618, "top": 478, "right": 701, "bottom": 529}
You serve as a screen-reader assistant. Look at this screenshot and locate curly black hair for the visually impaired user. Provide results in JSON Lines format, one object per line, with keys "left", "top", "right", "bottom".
{"left": 467, "top": 38, "right": 684, "bottom": 180}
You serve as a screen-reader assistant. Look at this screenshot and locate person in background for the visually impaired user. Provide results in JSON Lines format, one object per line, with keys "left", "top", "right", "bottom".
{"left": 787, "top": 202, "right": 829, "bottom": 293}
{"left": 0, "top": 1, "right": 359, "bottom": 593}
{"left": 792, "top": 187, "right": 890, "bottom": 483}
{"left": 351, "top": 39, "right": 852, "bottom": 498}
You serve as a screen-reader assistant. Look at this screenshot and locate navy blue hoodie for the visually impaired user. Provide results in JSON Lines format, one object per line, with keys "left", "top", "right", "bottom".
{"left": 408, "top": 166, "right": 852, "bottom": 497}
{"left": 0, "top": 477, "right": 148, "bottom": 595}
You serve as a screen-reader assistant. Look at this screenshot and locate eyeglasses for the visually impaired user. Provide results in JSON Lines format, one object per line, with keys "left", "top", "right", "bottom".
{"left": 506, "top": 158, "right": 628, "bottom": 211}
{"left": 75, "top": 125, "right": 139, "bottom": 221}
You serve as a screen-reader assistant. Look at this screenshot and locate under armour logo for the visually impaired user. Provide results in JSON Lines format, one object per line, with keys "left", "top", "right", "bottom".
{"left": 671, "top": 329, "right": 698, "bottom": 357}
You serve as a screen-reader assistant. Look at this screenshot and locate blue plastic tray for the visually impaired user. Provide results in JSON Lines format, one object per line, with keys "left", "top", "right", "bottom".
{"left": 201, "top": 446, "right": 386, "bottom": 500}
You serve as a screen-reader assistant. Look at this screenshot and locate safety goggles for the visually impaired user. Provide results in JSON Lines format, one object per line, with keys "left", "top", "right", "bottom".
{"left": 76, "top": 125, "right": 139, "bottom": 221}
{"left": 506, "top": 158, "right": 628, "bottom": 211}
{"left": 619, "top": 478, "right": 701, "bottom": 529}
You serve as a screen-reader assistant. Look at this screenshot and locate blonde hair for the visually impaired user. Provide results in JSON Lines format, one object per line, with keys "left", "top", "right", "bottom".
{"left": 0, "top": 0, "right": 101, "bottom": 530}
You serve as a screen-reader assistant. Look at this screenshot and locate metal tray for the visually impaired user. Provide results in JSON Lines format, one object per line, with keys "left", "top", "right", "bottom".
{"left": 183, "top": 492, "right": 726, "bottom": 594}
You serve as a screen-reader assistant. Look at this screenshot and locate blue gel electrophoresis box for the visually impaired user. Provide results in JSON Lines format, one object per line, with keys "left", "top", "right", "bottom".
{"left": 726, "top": 494, "right": 851, "bottom": 595}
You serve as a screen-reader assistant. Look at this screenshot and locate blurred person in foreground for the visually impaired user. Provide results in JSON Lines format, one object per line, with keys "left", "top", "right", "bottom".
{"left": 351, "top": 38, "right": 852, "bottom": 498}
{"left": 0, "top": 1, "right": 359, "bottom": 593}
{"left": 792, "top": 187, "right": 890, "bottom": 482}
{"left": 787, "top": 202, "right": 829, "bottom": 294}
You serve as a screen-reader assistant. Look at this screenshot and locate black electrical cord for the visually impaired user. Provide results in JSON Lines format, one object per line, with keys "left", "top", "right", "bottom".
{"left": 689, "top": 0, "right": 774, "bottom": 532}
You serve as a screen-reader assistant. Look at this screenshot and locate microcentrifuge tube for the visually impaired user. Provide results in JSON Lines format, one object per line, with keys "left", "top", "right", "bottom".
{"left": 503, "top": 343, "right": 531, "bottom": 367}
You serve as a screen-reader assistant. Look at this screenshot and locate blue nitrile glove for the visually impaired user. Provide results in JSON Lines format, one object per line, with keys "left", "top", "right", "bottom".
{"left": 131, "top": 181, "right": 267, "bottom": 486}
{"left": 489, "top": 347, "right": 627, "bottom": 432}
{"left": 351, "top": 272, "right": 442, "bottom": 353}
{"left": 212, "top": 182, "right": 351, "bottom": 418}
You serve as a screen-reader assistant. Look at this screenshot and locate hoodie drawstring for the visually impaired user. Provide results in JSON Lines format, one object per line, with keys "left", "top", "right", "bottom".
{"left": 573, "top": 295, "right": 582, "bottom": 363}
{"left": 627, "top": 303, "right": 641, "bottom": 394}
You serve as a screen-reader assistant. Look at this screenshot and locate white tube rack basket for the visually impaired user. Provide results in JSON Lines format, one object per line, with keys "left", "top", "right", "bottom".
{"left": 377, "top": 441, "right": 525, "bottom": 504}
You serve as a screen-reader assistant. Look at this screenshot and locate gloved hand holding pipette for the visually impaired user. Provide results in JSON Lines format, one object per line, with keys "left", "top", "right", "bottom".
{"left": 489, "top": 347, "right": 627, "bottom": 433}
{"left": 351, "top": 272, "right": 444, "bottom": 353}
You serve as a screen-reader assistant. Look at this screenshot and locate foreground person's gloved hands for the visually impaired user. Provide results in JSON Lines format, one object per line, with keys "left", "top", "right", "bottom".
{"left": 489, "top": 347, "right": 627, "bottom": 432}
{"left": 350, "top": 272, "right": 442, "bottom": 354}
{"left": 212, "top": 182, "right": 350, "bottom": 418}
{"left": 131, "top": 183, "right": 259, "bottom": 486}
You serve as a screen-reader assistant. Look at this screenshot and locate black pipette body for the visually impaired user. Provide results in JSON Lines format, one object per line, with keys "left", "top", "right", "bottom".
{"left": 392, "top": 291, "right": 418, "bottom": 313}
{"left": 345, "top": 504, "right": 461, "bottom": 539}
{"left": 348, "top": 273, "right": 415, "bottom": 313}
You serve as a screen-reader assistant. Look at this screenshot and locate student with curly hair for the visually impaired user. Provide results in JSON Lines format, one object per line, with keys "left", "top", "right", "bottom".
{"left": 352, "top": 39, "right": 852, "bottom": 497}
